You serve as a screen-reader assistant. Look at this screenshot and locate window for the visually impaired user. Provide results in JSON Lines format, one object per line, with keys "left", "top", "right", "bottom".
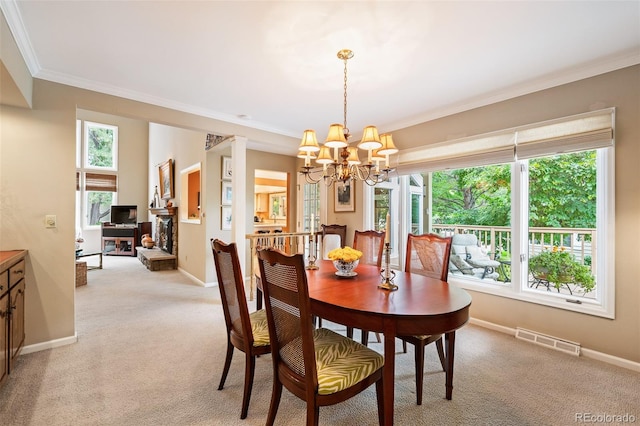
{"left": 301, "top": 182, "right": 320, "bottom": 233}
{"left": 77, "top": 120, "right": 118, "bottom": 229}
{"left": 84, "top": 121, "right": 118, "bottom": 170}
{"left": 374, "top": 108, "right": 614, "bottom": 318}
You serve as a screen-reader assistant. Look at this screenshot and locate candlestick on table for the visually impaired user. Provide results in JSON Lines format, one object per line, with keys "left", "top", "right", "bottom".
{"left": 385, "top": 213, "right": 391, "bottom": 244}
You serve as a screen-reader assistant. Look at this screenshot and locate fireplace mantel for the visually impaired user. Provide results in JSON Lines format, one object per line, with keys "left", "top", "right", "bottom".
{"left": 149, "top": 207, "right": 177, "bottom": 216}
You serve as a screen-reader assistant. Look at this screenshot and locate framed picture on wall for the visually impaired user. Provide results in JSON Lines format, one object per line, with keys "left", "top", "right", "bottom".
{"left": 158, "top": 159, "right": 174, "bottom": 200}
{"left": 334, "top": 180, "right": 355, "bottom": 212}
{"left": 221, "top": 156, "right": 232, "bottom": 180}
{"left": 221, "top": 206, "right": 232, "bottom": 230}
{"left": 221, "top": 181, "right": 232, "bottom": 205}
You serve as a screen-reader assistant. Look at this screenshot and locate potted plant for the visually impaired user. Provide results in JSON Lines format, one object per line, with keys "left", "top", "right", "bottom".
{"left": 529, "top": 247, "right": 595, "bottom": 292}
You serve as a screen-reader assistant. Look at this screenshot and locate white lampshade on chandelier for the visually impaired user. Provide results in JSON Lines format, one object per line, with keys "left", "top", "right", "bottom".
{"left": 299, "top": 49, "right": 398, "bottom": 186}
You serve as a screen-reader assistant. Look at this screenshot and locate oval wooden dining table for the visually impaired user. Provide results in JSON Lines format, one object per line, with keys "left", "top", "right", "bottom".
{"left": 255, "top": 259, "right": 472, "bottom": 425}
{"left": 307, "top": 260, "right": 471, "bottom": 425}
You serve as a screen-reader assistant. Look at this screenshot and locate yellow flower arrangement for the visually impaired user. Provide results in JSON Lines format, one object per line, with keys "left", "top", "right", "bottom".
{"left": 327, "top": 246, "right": 363, "bottom": 263}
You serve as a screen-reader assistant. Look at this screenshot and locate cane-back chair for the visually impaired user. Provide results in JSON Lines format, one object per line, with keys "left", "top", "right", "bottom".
{"left": 257, "top": 247, "right": 384, "bottom": 426}
{"left": 351, "top": 229, "right": 386, "bottom": 344}
{"left": 211, "top": 239, "right": 271, "bottom": 419}
{"left": 398, "top": 233, "right": 452, "bottom": 405}
{"left": 353, "top": 229, "right": 385, "bottom": 267}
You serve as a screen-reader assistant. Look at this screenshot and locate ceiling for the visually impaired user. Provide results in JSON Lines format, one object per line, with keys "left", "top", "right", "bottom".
{"left": 2, "top": 1, "right": 639, "bottom": 155}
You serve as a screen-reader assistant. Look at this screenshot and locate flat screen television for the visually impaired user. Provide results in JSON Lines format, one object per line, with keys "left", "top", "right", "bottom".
{"left": 110, "top": 205, "right": 137, "bottom": 225}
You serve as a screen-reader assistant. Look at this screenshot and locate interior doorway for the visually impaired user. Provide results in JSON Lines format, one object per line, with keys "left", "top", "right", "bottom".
{"left": 254, "top": 170, "right": 289, "bottom": 232}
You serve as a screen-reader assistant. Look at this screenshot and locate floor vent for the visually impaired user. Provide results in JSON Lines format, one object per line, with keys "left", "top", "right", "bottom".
{"left": 515, "top": 327, "right": 581, "bottom": 356}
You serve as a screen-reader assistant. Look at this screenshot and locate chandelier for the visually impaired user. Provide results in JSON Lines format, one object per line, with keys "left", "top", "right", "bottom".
{"left": 298, "top": 49, "right": 398, "bottom": 187}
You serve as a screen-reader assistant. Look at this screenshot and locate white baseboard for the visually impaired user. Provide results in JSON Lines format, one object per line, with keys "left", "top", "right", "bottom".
{"left": 177, "top": 267, "right": 210, "bottom": 287}
{"left": 21, "top": 334, "right": 78, "bottom": 355}
{"left": 469, "top": 317, "right": 640, "bottom": 372}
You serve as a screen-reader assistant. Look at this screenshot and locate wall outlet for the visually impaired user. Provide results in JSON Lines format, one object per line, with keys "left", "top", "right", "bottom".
{"left": 45, "top": 215, "right": 57, "bottom": 228}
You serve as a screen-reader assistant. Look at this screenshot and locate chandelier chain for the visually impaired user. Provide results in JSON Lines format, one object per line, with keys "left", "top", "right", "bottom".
{"left": 343, "top": 56, "right": 349, "bottom": 138}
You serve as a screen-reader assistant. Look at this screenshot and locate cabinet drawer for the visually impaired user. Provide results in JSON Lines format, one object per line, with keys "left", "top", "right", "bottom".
{"left": 9, "top": 259, "right": 25, "bottom": 288}
{"left": 0, "top": 270, "right": 7, "bottom": 294}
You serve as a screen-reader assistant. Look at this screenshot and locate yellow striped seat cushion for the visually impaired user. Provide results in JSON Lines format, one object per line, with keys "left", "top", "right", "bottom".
{"left": 314, "top": 328, "right": 384, "bottom": 395}
{"left": 249, "top": 309, "right": 270, "bottom": 347}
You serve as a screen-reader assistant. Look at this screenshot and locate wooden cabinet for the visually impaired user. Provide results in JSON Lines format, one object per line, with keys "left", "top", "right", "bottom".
{"left": 102, "top": 222, "right": 151, "bottom": 256}
{"left": 255, "top": 193, "right": 268, "bottom": 213}
{"left": 0, "top": 280, "right": 8, "bottom": 386}
{"left": 0, "top": 250, "right": 27, "bottom": 389}
{"left": 102, "top": 236, "right": 135, "bottom": 256}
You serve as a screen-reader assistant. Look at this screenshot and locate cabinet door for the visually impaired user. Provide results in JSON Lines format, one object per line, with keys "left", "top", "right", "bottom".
{"left": 10, "top": 279, "right": 25, "bottom": 363}
{"left": 0, "top": 290, "right": 8, "bottom": 385}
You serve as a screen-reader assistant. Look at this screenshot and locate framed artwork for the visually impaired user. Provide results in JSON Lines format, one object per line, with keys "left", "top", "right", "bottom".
{"left": 221, "top": 181, "right": 232, "bottom": 205}
{"left": 221, "top": 156, "right": 232, "bottom": 180}
{"left": 221, "top": 206, "right": 232, "bottom": 230}
{"left": 334, "top": 180, "right": 355, "bottom": 212}
{"left": 158, "top": 159, "right": 174, "bottom": 200}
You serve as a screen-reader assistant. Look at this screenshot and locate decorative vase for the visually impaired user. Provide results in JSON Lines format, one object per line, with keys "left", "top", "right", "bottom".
{"left": 333, "top": 259, "right": 359, "bottom": 277}
{"left": 141, "top": 234, "right": 155, "bottom": 249}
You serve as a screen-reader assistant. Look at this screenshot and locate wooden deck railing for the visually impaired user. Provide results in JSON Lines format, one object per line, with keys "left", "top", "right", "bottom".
{"left": 431, "top": 224, "right": 596, "bottom": 273}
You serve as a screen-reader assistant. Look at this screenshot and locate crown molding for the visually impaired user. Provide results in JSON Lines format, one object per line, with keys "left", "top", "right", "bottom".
{"left": 1, "top": 0, "right": 40, "bottom": 75}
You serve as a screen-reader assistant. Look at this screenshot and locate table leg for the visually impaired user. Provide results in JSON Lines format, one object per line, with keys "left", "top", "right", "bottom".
{"left": 256, "top": 286, "right": 263, "bottom": 311}
{"left": 99, "top": 253, "right": 103, "bottom": 269}
{"left": 382, "top": 323, "right": 395, "bottom": 425}
{"left": 444, "top": 331, "right": 456, "bottom": 400}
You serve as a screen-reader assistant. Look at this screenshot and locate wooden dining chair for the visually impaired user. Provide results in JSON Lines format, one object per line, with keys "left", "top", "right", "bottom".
{"left": 210, "top": 239, "right": 271, "bottom": 419}
{"left": 351, "top": 229, "right": 386, "bottom": 344}
{"left": 257, "top": 247, "right": 385, "bottom": 426}
{"left": 398, "top": 233, "right": 452, "bottom": 405}
{"left": 353, "top": 229, "right": 385, "bottom": 267}
{"left": 321, "top": 224, "right": 347, "bottom": 247}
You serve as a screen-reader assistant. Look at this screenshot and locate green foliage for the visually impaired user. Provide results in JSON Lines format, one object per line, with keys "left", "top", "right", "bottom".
{"left": 432, "top": 164, "right": 511, "bottom": 226}
{"left": 87, "top": 127, "right": 114, "bottom": 168}
{"left": 431, "top": 151, "right": 596, "bottom": 232}
{"left": 529, "top": 249, "right": 595, "bottom": 292}
{"left": 528, "top": 151, "right": 596, "bottom": 229}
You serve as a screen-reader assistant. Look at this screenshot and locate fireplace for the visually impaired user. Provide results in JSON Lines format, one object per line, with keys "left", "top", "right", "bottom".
{"left": 150, "top": 207, "right": 178, "bottom": 258}
{"left": 158, "top": 217, "right": 173, "bottom": 254}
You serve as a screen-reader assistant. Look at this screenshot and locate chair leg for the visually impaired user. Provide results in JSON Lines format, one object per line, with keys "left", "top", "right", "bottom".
{"left": 240, "top": 353, "right": 256, "bottom": 419}
{"left": 435, "top": 337, "right": 446, "bottom": 371}
{"left": 266, "top": 379, "right": 283, "bottom": 426}
{"left": 414, "top": 342, "right": 425, "bottom": 405}
{"left": 361, "top": 330, "right": 369, "bottom": 346}
{"left": 375, "top": 375, "right": 384, "bottom": 426}
{"left": 306, "top": 400, "right": 320, "bottom": 426}
{"left": 218, "top": 340, "right": 234, "bottom": 390}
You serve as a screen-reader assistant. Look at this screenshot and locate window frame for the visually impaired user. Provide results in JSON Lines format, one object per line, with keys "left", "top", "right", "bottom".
{"left": 77, "top": 119, "right": 119, "bottom": 230}
{"left": 370, "top": 108, "right": 615, "bottom": 318}
{"left": 83, "top": 121, "right": 118, "bottom": 171}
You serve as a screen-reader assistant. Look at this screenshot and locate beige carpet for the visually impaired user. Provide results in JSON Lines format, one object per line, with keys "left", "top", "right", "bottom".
{"left": 0, "top": 255, "right": 638, "bottom": 425}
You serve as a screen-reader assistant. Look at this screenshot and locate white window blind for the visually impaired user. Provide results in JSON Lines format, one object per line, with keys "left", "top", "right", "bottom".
{"left": 395, "top": 108, "right": 614, "bottom": 174}
{"left": 396, "top": 133, "right": 514, "bottom": 174}
{"left": 515, "top": 110, "right": 614, "bottom": 159}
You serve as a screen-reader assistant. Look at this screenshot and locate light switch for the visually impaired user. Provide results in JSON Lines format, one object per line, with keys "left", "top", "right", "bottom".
{"left": 45, "top": 215, "right": 57, "bottom": 228}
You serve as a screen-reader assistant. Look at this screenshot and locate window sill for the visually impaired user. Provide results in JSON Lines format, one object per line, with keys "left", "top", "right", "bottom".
{"left": 449, "top": 274, "right": 614, "bottom": 319}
